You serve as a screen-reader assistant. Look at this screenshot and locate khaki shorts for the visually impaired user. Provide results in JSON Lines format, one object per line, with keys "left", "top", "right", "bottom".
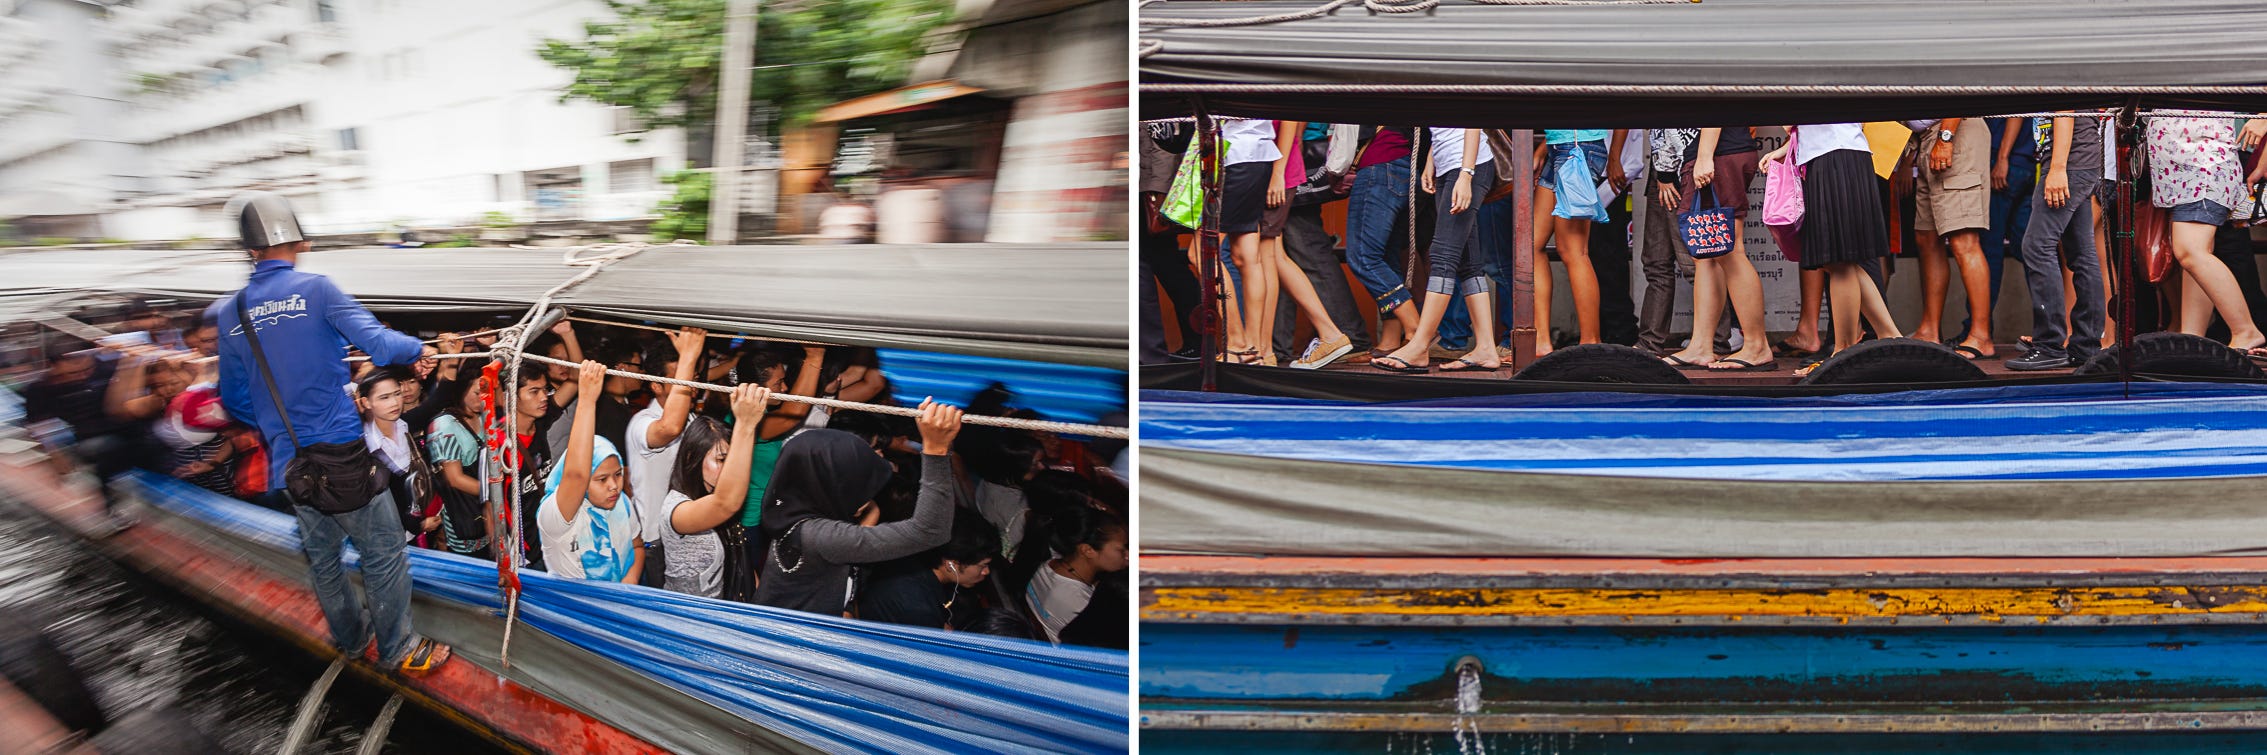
{"left": 1913, "top": 119, "right": 1990, "bottom": 234}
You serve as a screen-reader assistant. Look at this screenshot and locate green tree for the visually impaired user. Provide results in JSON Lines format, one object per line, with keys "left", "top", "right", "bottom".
{"left": 649, "top": 170, "right": 712, "bottom": 241}
{"left": 536, "top": 0, "right": 953, "bottom": 135}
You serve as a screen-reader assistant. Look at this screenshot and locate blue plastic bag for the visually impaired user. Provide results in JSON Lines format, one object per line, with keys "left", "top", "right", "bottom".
{"left": 1552, "top": 150, "right": 1609, "bottom": 222}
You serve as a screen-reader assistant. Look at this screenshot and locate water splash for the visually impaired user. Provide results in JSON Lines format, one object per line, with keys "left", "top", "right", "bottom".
{"left": 1451, "top": 658, "right": 1485, "bottom": 755}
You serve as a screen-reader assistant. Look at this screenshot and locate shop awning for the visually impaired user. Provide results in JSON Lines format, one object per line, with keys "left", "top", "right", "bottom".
{"left": 1138, "top": 0, "right": 2267, "bottom": 126}
{"left": 816, "top": 80, "right": 988, "bottom": 124}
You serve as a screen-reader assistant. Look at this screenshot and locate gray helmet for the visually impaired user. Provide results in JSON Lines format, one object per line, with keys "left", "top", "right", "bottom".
{"left": 225, "top": 190, "right": 305, "bottom": 250}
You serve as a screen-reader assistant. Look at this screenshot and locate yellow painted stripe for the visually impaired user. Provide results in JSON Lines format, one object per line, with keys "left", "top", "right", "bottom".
{"left": 1144, "top": 585, "right": 2267, "bottom": 620}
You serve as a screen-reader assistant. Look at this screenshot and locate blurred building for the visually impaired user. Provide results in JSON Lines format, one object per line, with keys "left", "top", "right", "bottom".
{"left": 802, "top": 0, "right": 1125, "bottom": 244}
{"left": 0, "top": 0, "right": 687, "bottom": 242}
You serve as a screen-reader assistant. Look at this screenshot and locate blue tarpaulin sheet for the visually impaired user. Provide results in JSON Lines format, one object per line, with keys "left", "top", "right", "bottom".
{"left": 881, "top": 349, "right": 1126, "bottom": 427}
{"left": 127, "top": 471, "right": 1129, "bottom": 754}
{"left": 1142, "top": 382, "right": 2267, "bottom": 481}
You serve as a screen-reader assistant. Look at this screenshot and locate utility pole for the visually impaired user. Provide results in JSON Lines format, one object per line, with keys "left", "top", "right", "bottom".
{"left": 706, "top": 0, "right": 759, "bottom": 245}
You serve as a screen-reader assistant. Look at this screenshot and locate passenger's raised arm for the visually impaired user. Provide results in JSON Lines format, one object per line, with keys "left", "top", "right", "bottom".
{"left": 644, "top": 326, "right": 707, "bottom": 449}
{"left": 551, "top": 360, "right": 608, "bottom": 521}
{"left": 671, "top": 384, "right": 770, "bottom": 534}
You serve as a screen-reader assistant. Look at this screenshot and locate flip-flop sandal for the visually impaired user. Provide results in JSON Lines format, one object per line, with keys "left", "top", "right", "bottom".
{"left": 1438, "top": 359, "right": 1500, "bottom": 373}
{"left": 1771, "top": 338, "right": 1821, "bottom": 359}
{"left": 1662, "top": 355, "right": 1712, "bottom": 371}
{"left": 396, "top": 638, "right": 452, "bottom": 678}
{"left": 1951, "top": 344, "right": 1986, "bottom": 360}
{"left": 1371, "top": 355, "right": 1429, "bottom": 373}
{"left": 2247, "top": 347, "right": 2267, "bottom": 365}
{"left": 1708, "top": 358, "right": 1780, "bottom": 372}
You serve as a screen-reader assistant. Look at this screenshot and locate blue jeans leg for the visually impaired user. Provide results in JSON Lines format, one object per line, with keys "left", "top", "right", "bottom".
{"left": 294, "top": 490, "right": 416, "bottom": 663}
{"left": 1344, "top": 157, "right": 1415, "bottom": 314}
{"left": 1477, "top": 196, "right": 1519, "bottom": 345}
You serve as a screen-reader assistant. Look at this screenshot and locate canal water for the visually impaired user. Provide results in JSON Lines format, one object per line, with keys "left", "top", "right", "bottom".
{"left": 0, "top": 501, "right": 500, "bottom": 754}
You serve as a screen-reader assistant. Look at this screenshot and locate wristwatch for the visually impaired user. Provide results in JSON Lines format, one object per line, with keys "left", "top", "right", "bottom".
{"left": 1937, "top": 129, "right": 1957, "bottom": 143}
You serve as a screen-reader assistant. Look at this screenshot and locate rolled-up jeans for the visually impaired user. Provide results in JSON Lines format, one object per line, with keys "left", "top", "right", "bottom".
{"left": 293, "top": 489, "right": 418, "bottom": 665}
{"left": 1427, "top": 160, "right": 1502, "bottom": 298}
{"left": 1343, "top": 156, "right": 1416, "bottom": 314}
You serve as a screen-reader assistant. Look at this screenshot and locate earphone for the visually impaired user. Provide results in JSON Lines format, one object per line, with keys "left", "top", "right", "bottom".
{"left": 946, "top": 562, "right": 961, "bottom": 574}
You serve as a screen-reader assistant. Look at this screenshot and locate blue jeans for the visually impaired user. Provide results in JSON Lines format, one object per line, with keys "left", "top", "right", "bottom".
{"left": 1344, "top": 156, "right": 1416, "bottom": 314}
{"left": 293, "top": 490, "right": 417, "bottom": 664}
{"left": 1436, "top": 193, "right": 1522, "bottom": 350}
{"left": 1972, "top": 155, "right": 2035, "bottom": 337}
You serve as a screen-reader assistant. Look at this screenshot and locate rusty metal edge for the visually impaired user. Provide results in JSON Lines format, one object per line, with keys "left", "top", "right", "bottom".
{"left": 1139, "top": 570, "right": 2267, "bottom": 591}
{"left": 1137, "top": 610, "right": 2267, "bottom": 627}
{"left": 1137, "top": 708, "right": 2267, "bottom": 733}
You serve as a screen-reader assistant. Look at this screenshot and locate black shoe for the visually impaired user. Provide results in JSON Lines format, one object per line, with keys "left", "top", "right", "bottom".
{"left": 1168, "top": 346, "right": 1201, "bottom": 362}
{"left": 2004, "top": 345, "right": 2073, "bottom": 371}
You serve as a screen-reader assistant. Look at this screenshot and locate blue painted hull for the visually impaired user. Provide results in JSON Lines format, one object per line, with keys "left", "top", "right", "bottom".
{"left": 1142, "top": 623, "right": 2267, "bottom": 704}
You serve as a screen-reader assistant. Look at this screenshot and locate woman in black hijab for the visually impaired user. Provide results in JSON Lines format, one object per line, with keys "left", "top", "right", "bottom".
{"left": 753, "top": 399, "right": 963, "bottom": 616}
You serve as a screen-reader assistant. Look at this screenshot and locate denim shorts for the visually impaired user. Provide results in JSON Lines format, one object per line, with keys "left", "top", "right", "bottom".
{"left": 1538, "top": 141, "right": 1609, "bottom": 193}
{"left": 2166, "top": 199, "right": 2229, "bottom": 226}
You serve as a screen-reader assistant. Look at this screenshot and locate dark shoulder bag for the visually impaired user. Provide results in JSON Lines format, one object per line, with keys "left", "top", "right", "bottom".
{"left": 234, "top": 292, "right": 388, "bottom": 515}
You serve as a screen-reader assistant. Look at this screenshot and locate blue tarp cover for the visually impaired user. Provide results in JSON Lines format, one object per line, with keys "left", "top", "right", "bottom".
{"left": 128, "top": 472, "right": 1129, "bottom": 754}
{"left": 1142, "top": 383, "right": 2267, "bottom": 481}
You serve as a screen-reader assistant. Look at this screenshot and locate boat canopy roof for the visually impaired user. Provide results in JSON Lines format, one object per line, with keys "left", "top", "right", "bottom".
{"left": 1139, "top": 0, "right": 2267, "bottom": 126}
{"left": 0, "top": 243, "right": 1127, "bottom": 368}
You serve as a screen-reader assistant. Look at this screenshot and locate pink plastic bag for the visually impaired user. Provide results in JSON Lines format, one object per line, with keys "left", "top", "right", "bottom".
{"left": 1762, "top": 129, "right": 1806, "bottom": 263}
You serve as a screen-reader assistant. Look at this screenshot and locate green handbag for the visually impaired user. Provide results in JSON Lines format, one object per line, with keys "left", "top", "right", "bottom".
{"left": 1160, "top": 141, "right": 1208, "bottom": 229}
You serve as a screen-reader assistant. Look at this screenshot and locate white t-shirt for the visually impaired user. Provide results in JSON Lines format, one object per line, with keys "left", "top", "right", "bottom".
{"left": 623, "top": 402, "right": 682, "bottom": 543}
{"left": 659, "top": 490, "right": 725, "bottom": 598}
{"left": 1427, "top": 127, "right": 1495, "bottom": 178}
{"left": 537, "top": 489, "right": 644, "bottom": 581}
{"left": 1222, "top": 119, "right": 1282, "bottom": 166}
{"left": 1794, "top": 123, "right": 1871, "bottom": 165}
{"left": 1025, "top": 564, "right": 1095, "bottom": 645}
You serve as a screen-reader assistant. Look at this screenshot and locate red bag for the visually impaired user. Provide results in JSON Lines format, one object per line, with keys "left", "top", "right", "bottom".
{"left": 2135, "top": 195, "right": 2176, "bottom": 284}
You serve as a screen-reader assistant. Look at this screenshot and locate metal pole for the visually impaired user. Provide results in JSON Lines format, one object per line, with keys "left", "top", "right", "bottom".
{"left": 1509, "top": 128, "right": 1536, "bottom": 368}
{"left": 707, "top": 0, "right": 760, "bottom": 245}
{"left": 1195, "top": 101, "right": 1222, "bottom": 391}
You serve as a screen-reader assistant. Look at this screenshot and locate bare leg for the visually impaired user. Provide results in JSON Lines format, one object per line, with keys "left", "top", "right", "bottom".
{"left": 1459, "top": 291, "right": 1501, "bottom": 368}
{"left": 1254, "top": 235, "right": 1285, "bottom": 364}
{"left": 2095, "top": 196, "right": 2117, "bottom": 347}
{"left": 1274, "top": 245, "right": 1349, "bottom": 345}
{"left": 1374, "top": 316, "right": 1407, "bottom": 354}
{"left": 1557, "top": 216, "right": 1602, "bottom": 344}
{"left": 1382, "top": 290, "right": 1457, "bottom": 368}
{"left": 2171, "top": 221, "right": 2265, "bottom": 350}
{"left": 1531, "top": 185, "right": 1559, "bottom": 357}
{"left": 1914, "top": 230, "right": 1949, "bottom": 344}
{"left": 1856, "top": 264, "right": 1905, "bottom": 340}
{"left": 1713, "top": 235, "right": 1776, "bottom": 368}
{"left": 1788, "top": 268, "right": 1826, "bottom": 353}
{"left": 1948, "top": 230, "right": 1993, "bottom": 355}
{"left": 1231, "top": 232, "right": 1269, "bottom": 359}
{"left": 1827, "top": 262, "right": 1865, "bottom": 352}
{"left": 2180, "top": 269, "right": 2213, "bottom": 335}
{"left": 1668, "top": 255, "right": 1723, "bottom": 366}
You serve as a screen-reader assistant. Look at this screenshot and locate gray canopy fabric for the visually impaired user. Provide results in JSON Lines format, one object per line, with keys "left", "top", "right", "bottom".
{"left": 0, "top": 243, "right": 1127, "bottom": 368}
{"left": 1139, "top": 447, "right": 2267, "bottom": 558}
{"left": 1139, "top": 0, "right": 2267, "bottom": 126}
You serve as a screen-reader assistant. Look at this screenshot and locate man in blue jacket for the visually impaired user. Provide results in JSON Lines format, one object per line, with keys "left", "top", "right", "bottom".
{"left": 210, "top": 191, "right": 452, "bottom": 677}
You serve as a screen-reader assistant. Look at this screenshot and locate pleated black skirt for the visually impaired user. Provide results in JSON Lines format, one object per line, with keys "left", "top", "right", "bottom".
{"left": 1797, "top": 148, "right": 1892, "bottom": 270}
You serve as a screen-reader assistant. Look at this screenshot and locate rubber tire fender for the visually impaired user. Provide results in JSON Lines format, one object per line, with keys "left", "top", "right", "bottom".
{"left": 1511, "top": 344, "right": 1693, "bottom": 385}
{"left": 2072, "top": 332, "right": 2267, "bottom": 380}
{"left": 1797, "top": 337, "right": 1988, "bottom": 385}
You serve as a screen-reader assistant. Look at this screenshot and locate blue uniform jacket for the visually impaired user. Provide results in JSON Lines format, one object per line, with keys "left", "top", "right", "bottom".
{"left": 211, "top": 259, "right": 424, "bottom": 491}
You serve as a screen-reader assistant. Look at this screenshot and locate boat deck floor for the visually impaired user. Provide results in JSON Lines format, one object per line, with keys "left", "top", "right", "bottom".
{"left": 1317, "top": 341, "right": 2071, "bottom": 386}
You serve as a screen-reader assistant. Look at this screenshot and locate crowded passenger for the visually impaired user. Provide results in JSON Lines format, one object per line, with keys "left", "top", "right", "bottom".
{"left": 752, "top": 401, "right": 962, "bottom": 616}
{"left": 1138, "top": 112, "right": 2267, "bottom": 382}
{"left": 656, "top": 385, "right": 769, "bottom": 600}
{"left": 540, "top": 361, "right": 644, "bottom": 583}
